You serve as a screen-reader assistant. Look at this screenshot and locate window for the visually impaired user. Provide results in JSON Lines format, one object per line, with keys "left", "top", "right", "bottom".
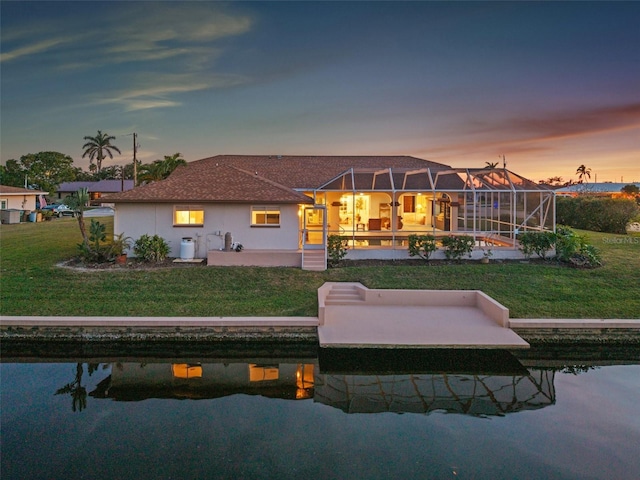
{"left": 251, "top": 206, "right": 280, "bottom": 226}
{"left": 1, "top": 199, "right": 7, "bottom": 210}
{"left": 174, "top": 205, "right": 204, "bottom": 226}
{"left": 171, "top": 363, "right": 202, "bottom": 379}
{"left": 249, "top": 364, "right": 279, "bottom": 382}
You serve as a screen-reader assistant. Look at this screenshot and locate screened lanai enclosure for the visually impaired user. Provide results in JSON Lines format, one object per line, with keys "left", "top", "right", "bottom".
{"left": 307, "top": 167, "right": 555, "bottom": 256}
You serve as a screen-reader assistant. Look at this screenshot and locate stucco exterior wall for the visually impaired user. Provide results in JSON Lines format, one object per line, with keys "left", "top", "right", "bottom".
{"left": 0, "top": 194, "right": 38, "bottom": 211}
{"left": 114, "top": 203, "right": 302, "bottom": 258}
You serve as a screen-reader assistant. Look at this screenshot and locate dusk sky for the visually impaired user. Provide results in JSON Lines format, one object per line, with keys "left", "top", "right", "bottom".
{"left": 2, "top": 1, "right": 639, "bottom": 183}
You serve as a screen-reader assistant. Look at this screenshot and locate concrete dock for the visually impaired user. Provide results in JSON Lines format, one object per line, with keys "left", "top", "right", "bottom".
{"left": 317, "top": 282, "right": 529, "bottom": 349}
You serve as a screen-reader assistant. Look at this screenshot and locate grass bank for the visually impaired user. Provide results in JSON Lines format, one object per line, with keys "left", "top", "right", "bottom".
{"left": 1, "top": 218, "right": 638, "bottom": 318}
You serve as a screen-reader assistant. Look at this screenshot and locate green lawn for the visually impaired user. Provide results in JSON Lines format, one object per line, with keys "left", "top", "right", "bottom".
{"left": 1, "top": 217, "right": 638, "bottom": 318}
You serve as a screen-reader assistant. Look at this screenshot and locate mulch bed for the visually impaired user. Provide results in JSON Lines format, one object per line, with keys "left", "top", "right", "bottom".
{"left": 58, "top": 256, "right": 558, "bottom": 272}
{"left": 58, "top": 257, "right": 207, "bottom": 271}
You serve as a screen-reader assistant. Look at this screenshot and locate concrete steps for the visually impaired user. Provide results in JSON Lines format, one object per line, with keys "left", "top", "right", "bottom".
{"left": 324, "top": 284, "right": 364, "bottom": 305}
{"left": 302, "top": 249, "right": 326, "bottom": 271}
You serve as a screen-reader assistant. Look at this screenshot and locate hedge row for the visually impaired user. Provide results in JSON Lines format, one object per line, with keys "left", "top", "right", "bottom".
{"left": 556, "top": 197, "right": 638, "bottom": 234}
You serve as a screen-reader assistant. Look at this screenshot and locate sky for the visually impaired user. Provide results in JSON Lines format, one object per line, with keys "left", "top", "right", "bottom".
{"left": 1, "top": 1, "right": 639, "bottom": 183}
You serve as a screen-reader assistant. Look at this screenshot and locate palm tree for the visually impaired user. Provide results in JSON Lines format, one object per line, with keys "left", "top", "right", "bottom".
{"left": 138, "top": 153, "right": 186, "bottom": 184}
{"left": 485, "top": 161, "right": 499, "bottom": 169}
{"left": 576, "top": 165, "right": 591, "bottom": 184}
{"left": 540, "top": 176, "right": 564, "bottom": 186}
{"left": 138, "top": 160, "right": 166, "bottom": 184}
{"left": 82, "top": 130, "right": 121, "bottom": 173}
{"left": 161, "top": 152, "right": 186, "bottom": 176}
{"left": 65, "top": 187, "right": 91, "bottom": 247}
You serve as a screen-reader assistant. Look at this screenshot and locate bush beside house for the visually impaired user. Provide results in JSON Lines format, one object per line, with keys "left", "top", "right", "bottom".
{"left": 557, "top": 197, "right": 639, "bottom": 234}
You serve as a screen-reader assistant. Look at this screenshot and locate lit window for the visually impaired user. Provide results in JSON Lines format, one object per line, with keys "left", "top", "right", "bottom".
{"left": 171, "top": 363, "right": 202, "bottom": 379}
{"left": 251, "top": 206, "right": 280, "bottom": 226}
{"left": 174, "top": 205, "right": 204, "bottom": 226}
{"left": 249, "top": 364, "right": 279, "bottom": 382}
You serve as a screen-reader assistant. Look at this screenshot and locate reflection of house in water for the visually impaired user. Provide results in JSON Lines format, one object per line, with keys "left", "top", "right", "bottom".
{"left": 314, "top": 371, "right": 555, "bottom": 416}
{"left": 91, "top": 360, "right": 555, "bottom": 416}
{"left": 90, "top": 362, "right": 316, "bottom": 401}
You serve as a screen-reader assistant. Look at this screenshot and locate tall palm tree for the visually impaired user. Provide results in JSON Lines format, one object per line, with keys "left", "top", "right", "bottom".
{"left": 82, "top": 130, "right": 121, "bottom": 173}
{"left": 485, "top": 161, "right": 499, "bottom": 169}
{"left": 576, "top": 164, "right": 591, "bottom": 183}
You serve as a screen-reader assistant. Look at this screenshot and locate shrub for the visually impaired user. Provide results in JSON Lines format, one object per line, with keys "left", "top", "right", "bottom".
{"left": 108, "top": 233, "right": 133, "bottom": 258}
{"left": 557, "top": 197, "right": 639, "bottom": 234}
{"left": 408, "top": 234, "right": 437, "bottom": 261}
{"left": 441, "top": 235, "right": 474, "bottom": 261}
{"left": 77, "top": 220, "right": 111, "bottom": 263}
{"left": 518, "top": 231, "right": 556, "bottom": 259}
{"left": 327, "top": 234, "right": 348, "bottom": 267}
{"left": 555, "top": 225, "right": 602, "bottom": 268}
{"left": 134, "top": 234, "right": 170, "bottom": 262}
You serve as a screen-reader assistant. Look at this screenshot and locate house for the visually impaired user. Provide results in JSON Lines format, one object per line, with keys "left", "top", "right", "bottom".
{"left": 0, "top": 185, "right": 48, "bottom": 223}
{"left": 56, "top": 179, "right": 135, "bottom": 203}
{"left": 105, "top": 155, "right": 555, "bottom": 270}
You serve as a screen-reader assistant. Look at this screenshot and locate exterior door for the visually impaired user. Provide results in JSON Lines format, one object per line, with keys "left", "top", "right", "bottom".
{"left": 303, "top": 206, "right": 326, "bottom": 248}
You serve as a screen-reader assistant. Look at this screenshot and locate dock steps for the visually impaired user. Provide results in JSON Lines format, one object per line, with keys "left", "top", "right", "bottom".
{"left": 324, "top": 285, "right": 364, "bottom": 305}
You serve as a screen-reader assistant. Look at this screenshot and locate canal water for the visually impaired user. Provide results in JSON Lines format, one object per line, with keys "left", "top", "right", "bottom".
{"left": 1, "top": 347, "right": 639, "bottom": 479}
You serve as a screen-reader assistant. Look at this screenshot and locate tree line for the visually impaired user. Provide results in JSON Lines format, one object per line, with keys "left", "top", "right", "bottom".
{"left": 0, "top": 130, "right": 186, "bottom": 194}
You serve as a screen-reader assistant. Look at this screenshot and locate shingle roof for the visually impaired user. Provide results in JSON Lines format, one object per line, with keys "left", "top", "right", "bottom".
{"left": 58, "top": 180, "right": 135, "bottom": 193}
{"left": 105, "top": 163, "right": 313, "bottom": 203}
{"left": 0, "top": 185, "right": 47, "bottom": 195}
{"left": 105, "top": 155, "right": 449, "bottom": 203}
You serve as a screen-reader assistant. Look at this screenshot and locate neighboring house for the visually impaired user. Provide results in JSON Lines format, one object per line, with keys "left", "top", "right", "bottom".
{"left": 56, "top": 180, "right": 135, "bottom": 203}
{"left": 0, "top": 184, "right": 48, "bottom": 212}
{"left": 105, "top": 155, "right": 555, "bottom": 270}
{"left": 555, "top": 182, "right": 640, "bottom": 198}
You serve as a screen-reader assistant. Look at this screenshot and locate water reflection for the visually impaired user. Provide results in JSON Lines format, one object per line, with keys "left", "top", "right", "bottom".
{"left": 71, "top": 350, "right": 557, "bottom": 417}
{"left": 315, "top": 370, "right": 554, "bottom": 416}
{"left": 90, "top": 362, "right": 315, "bottom": 402}
{"left": 316, "top": 349, "right": 554, "bottom": 415}
{"left": 55, "top": 363, "right": 107, "bottom": 412}
{"left": 3, "top": 347, "right": 639, "bottom": 480}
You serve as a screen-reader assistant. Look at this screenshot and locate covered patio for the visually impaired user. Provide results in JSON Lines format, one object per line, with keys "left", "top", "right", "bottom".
{"left": 305, "top": 167, "right": 555, "bottom": 254}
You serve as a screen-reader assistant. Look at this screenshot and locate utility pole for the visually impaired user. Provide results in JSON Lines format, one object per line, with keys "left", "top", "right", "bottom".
{"left": 124, "top": 132, "right": 140, "bottom": 186}
{"left": 133, "top": 132, "right": 138, "bottom": 187}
